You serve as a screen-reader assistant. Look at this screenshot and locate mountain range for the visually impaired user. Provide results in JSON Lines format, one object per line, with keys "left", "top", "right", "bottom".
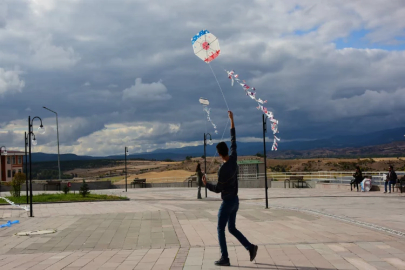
{"left": 30, "top": 127, "right": 405, "bottom": 162}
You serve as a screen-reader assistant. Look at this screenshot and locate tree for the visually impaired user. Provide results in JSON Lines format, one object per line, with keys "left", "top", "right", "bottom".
{"left": 79, "top": 180, "right": 90, "bottom": 197}
{"left": 8, "top": 172, "right": 26, "bottom": 197}
{"left": 255, "top": 152, "right": 264, "bottom": 157}
{"left": 63, "top": 185, "right": 70, "bottom": 195}
{"left": 185, "top": 156, "right": 192, "bottom": 161}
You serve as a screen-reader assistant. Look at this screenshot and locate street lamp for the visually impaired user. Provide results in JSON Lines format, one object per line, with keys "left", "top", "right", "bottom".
{"left": 125, "top": 147, "right": 128, "bottom": 192}
{"left": 28, "top": 116, "right": 45, "bottom": 217}
{"left": 24, "top": 133, "right": 29, "bottom": 204}
{"left": 203, "top": 133, "right": 212, "bottom": 198}
{"left": 43, "top": 107, "right": 61, "bottom": 182}
{"left": 0, "top": 146, "right": 7, "bottom": 195}
{"left": 262, "top": 114, "right": 269, "bottom": 209}
{"left": 0, "top": 146, "right": 7, "bottom": 156}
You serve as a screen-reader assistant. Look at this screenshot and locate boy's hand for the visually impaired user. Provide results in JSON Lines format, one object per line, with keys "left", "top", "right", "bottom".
{"left": 228, "top": 111, "right": 235, "bottom": 128}
{"left": 228, "top": 111, "right": 234, "bottom": 120}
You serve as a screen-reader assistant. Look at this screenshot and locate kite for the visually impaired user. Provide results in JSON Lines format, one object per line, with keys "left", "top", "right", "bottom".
{"left": 192, "top": 30, "right": 220, "bottom": 63}
{"left": 199, "top": 98, "right": 218, "bottom": 135}
{"left": 225, "top": 69, "right": 280, "bottom": 151}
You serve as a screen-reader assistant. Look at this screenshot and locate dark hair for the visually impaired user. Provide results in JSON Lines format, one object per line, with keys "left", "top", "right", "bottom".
{"left": 216, "top": 142, "right": 229, "bottom": 157}
{"left": 196, "top": 163, "right": 201, "bottom": 172}
{"left": 389, "top": 165, "right": 393, "bottom": 169}
{"left": 356, "top": 166, "right": 361, "bottom": 171}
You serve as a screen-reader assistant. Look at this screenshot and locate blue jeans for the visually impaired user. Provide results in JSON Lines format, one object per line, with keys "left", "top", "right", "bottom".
{"left": 217, "top": 196, "right": 252, "bottom": 258}
{"left": 385, "top": 180, "right": 396, "bottom": 192}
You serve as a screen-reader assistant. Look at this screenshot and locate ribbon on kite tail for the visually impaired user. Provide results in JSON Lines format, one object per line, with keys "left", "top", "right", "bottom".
{"left": 226, "top": 69, "right": 280, "bottom": 151}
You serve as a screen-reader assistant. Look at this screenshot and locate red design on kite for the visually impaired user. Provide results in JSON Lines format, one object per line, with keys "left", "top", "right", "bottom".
{"left": 202, "top": 42, "right": 210, "bottom": 50}
{"left": 204, "top": 50, "right": 221, "bottom": 63}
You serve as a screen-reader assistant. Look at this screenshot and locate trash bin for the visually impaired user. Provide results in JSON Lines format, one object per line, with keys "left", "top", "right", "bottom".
{"left": 361, "top": 178, "right": 372, "bottom": 192}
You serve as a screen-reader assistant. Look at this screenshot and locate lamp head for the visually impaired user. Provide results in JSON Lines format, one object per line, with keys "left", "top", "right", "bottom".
{"left": 38, "top": 125, "right": 45, "bottom": 135}
{"left": 32, "top": 135, "right": 38, "bottom": 146}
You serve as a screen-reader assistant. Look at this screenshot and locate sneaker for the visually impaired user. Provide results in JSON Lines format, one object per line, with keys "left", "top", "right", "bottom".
{"left": 389, "top": 191, "right": 391, "bottom": 193}
{"left": 249, "top": 245, "right": 258, "bottom": 262}
{"left": 384, "top": 191, "right": 387, "bottom": 193}
{"left": 214, "top": 257, "right": 230, "bottom": 266}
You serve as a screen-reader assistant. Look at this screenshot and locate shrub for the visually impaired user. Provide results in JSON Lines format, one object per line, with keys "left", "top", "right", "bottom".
{"left": 6, "top": 172, "right": 26, "bottom": 197}
{"left": 79, "top": 180, "right": 90, "bottom": 197}
{"left": 63, "top": 185, "right": 70, "bottom": 195}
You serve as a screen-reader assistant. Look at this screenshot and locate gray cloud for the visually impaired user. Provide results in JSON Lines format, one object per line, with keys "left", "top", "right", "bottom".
{"left": 0, "top": 67, "right": 25, "bottom": 95}
{"left": 0, "top": 0, "right": 405, "bottom": 155}
{"left": 122, "top": 78, "right": 171, "bottom": 101}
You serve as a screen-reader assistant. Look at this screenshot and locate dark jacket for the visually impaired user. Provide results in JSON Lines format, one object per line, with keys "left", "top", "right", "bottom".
{"left": 387, "top": 170, "right": 397, "bottom": 182}
{"left": 197, "top": 170, "right": 203, "bottom": 187}
{"left": 353, "top": 170, "right": 363, "bottom": 183}
{"left": 206, "top": 128, "right": 238, "bottom": 200}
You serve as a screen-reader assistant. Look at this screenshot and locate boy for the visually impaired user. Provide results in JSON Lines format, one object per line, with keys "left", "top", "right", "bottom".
{"left": 203, "top": 111, "right": 258, "bottom": 266}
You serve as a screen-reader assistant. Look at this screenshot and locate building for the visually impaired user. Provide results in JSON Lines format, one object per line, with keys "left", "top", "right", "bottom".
{"left": 237, "top": 160, "right": 265, "bottom": 179}
{"left": 0, "top": 151, "right": 25, "bottom": 182}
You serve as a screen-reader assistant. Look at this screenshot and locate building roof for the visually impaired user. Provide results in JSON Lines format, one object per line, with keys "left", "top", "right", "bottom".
{"left": 237, "top": 160, "right": 263, "bottom": 165}
{"left": 1, "top": 150, "right": 25, "bottom": 155}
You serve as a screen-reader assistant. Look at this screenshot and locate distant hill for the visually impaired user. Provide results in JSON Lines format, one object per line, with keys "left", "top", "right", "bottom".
{"left": 31, "top": 153, "right": 95, "bottom": 162}
{"left": 267, "top": 141, "right": 405, "bottom": 159}
{"left": 31, "top": 152, "right": 201, "bottom": 163}
{"left": 30, "top": 126, "right": 405, "bottom": 162}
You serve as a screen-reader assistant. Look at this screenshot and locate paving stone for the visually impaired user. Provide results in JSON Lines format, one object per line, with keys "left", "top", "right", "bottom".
{"left": 2, "top": 188, "right": 405, "bottom": 269}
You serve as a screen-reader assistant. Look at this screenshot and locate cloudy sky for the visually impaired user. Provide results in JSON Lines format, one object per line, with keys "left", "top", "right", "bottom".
{"left": 1, "top": 0, "right": 405, "bottom": 156}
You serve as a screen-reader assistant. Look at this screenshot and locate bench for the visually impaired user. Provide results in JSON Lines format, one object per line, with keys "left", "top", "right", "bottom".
{"left": 395, "top": 177, "right": 405, "bottom": 193}
{"left": 188, "top": 176, "right": 197, "bottom": 187}
{"left": 284, "top": 176, "right": 304, "bottom": 188}
{"left": 351, "top": 176, "right": 370, "bottom": 192}
{"left": 43, "top": 180, "right": 61, "bottom": 191}
{"left": 131, "top": 179, "right": 146, "bottom": 188}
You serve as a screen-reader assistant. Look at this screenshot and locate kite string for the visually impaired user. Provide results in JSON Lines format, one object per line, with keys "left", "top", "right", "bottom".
{"left": 208, "top": 63, "right": 230, "bottom": 111}
{"left": 206, "top": 118, "right": 230, "bottom": 175}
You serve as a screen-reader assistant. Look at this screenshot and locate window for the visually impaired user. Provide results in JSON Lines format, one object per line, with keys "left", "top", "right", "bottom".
{"left": 18, "top": 169, "right": 21, "bottom": 173}
{"left": 7, "top": 170, "right": 11, "bottom": 178}
{"left": 7, "top": 157, "right": 10, "bottom": 164}
{"left": 12, "top": 156, "right": 15, "bottom": 165}
{"left": 18, "top": 156, "right": 22, "bottom": 164}
{"left": 12, "top": 170, "right": 15, "bottom": 177}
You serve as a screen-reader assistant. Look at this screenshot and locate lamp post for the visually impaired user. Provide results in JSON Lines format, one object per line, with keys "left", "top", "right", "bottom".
{"left": 28, "top": 116, "right": 45, "bottom": 217}
{"left": 0, "top": 146, "right": 7, "bottom": 195}
{"left": 262, "top": 114, "right": 269, "bottom": 209}
{"left": 203, "top": 133, "right": 212, "bottom": 198}
{"left": 125, "top": 147, "right": 128, "bottom": 192}
{"left": 43, "top": 107, "right": 61, "bottom": 181}
{"left": 24, "top": 133, "right": 29, "bottom": 204}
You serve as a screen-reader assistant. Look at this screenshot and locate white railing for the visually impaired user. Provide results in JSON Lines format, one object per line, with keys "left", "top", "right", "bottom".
{"left": 105, "top": 171, "right": 405, "bottom": 185}
{"left": 265, "top": 171, "right": 405, "bottom": 185}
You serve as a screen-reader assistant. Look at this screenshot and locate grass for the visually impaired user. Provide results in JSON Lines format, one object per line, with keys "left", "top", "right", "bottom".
{"left": 0, "top": 193, "right": 128, "bottom": 204}
{"left": 97, "top": 175, "right": 125, "bottom": 183}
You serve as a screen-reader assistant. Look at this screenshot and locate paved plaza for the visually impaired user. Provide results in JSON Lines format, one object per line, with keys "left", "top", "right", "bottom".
{"left": 1, "top": 188, "right": 405, "bottom": 269}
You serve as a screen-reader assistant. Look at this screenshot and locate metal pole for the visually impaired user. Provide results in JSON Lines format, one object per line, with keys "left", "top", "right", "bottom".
{"left": 263, "top": 114, "right": 269, "bottom": 209}
{"left": 204, "top": 133, "right": 207, "bottom": 198}
{"left": 0, "top": 154, "right": 1, "bottom": 196}
{"left": 125, "top": 147, "right": 127, "bottom": 192}
{"left": 56, "top": 113, "right": 61, "bottom": 181}
{"left": 43, "top": 107, "right": 61, "bottom": 181}
{"left": 25, "top": 133, "right": 28, "bottom": 204}
{"left": 28, "top": 116, "right": 33, "bottom": 217}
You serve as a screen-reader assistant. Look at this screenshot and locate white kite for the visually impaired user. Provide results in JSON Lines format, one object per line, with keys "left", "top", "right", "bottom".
{"left": 199, "top": 97, "right": 218, "bottom": 134}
